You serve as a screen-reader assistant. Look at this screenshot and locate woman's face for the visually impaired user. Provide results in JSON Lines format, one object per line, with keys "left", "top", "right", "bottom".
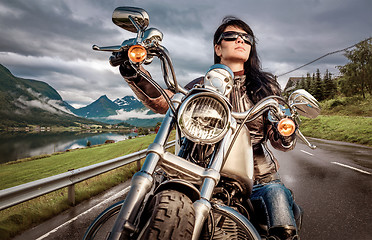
{"left": 215, "top": 25, "right": 251, "bottom": 70}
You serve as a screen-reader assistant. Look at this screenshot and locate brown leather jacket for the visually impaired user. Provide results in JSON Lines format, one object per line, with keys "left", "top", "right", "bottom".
{"left": 123, "top": 73, "right": 296, "bottom": 182}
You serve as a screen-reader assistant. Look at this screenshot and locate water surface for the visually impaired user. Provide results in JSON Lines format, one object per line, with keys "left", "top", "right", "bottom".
{"left": 0, "top": 131, "right": 137, "bottom": 164}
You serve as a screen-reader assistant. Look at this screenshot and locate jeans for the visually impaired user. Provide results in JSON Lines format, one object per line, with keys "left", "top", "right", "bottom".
{"left": 250, "top": 180, "right": 297, "bottom": 230}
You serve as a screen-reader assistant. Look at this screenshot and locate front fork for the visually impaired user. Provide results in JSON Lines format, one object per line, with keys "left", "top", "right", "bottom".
{"left": 192, "top": 127, "right": 261, "bottom": 240}
{"left": 107, "top": 96, "right": 179, "bottom": 240}
{"left": 191, "top": 129, "right": 233, "bottom": 240}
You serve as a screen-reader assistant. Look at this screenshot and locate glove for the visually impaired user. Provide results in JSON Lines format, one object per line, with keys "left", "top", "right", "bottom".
{"left": 110, "top": 51, "right": 138, "bottom": 79}
{"left": 280, "top": 133, "right": 296, "bottom": 147}
{"left": 271, "top": 121, "right": 297, "bottom": 147}
{"left": 119, "top": 61, "right": 137, "bottom": 79}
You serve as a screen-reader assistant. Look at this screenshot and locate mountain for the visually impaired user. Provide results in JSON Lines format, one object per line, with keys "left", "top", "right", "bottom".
{"left": 113, "top": 96, "right": 145, "bottom": 111}
{"left": 72, "top": 95, "right": 120, "bottom": 118}
{"left": 124, "top": 117, "right": 164, "bottom": 127}
{"left": 71, "top": 94, "right": 164, "bottom": 127}
{"left": 114, "top": 96, "right": 157, "bottom": 116}
{"left": 72, "top": 95, "right": 147, "bottom": 119}
{"left": 0, "top": 64, "right": 100, "bottom": 127}
{"left": 0, "top": 64, "right": 163, "bottom": 128}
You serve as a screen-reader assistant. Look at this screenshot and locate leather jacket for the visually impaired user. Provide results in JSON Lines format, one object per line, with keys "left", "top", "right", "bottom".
{"left": 123, "top": 73, "right": 296, "bottom": 182}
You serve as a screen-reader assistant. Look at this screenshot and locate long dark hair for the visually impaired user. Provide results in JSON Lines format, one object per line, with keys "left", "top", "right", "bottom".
{"left": 214, "top": 17, "right": 281, "bottom": 103}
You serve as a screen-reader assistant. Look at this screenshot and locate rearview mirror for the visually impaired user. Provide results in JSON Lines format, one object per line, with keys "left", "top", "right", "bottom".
{"left": 112, "top": 7, "right": 149, "bottom": 33}
{"left": 288, "top": 89, "right": 320, "bottom": 119}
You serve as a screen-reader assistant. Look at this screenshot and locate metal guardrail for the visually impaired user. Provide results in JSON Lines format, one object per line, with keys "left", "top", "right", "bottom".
{"left": 0, "top": 140, "right": 175, "bottom": 211}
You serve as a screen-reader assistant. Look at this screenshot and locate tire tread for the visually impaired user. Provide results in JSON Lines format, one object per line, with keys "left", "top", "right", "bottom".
{"left": 142, "top": 190, "right": 195, "bottom": 239}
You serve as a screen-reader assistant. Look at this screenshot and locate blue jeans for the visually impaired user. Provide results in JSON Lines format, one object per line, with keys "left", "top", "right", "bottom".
{"left": 250, "top": 180, "right": 297, "bottom": 230}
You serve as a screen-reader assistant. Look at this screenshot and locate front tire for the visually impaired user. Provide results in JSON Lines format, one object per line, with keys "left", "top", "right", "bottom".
{"left": 83, "top": 200, "right": 124, "bottom": 240}
{"left": 138, "top": 189, "right": 195, "bottom": 240}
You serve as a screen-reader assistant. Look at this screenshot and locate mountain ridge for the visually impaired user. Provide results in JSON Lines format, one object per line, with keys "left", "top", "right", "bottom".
{"left": 72, "top": 95, "right": 162, "bottom": 127}
{"left": 72, "top": 95, "right": 120, "bottom": 118}
{"left": 0, "top": 64, "right": 162, "bottom": 128}
{"left": 0, "top": 64, "right": 100, "bottom": 127}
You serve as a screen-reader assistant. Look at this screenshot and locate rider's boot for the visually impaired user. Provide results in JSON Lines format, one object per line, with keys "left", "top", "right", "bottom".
{"left": 267, "top": 226, "right": 299, "bottom": 240}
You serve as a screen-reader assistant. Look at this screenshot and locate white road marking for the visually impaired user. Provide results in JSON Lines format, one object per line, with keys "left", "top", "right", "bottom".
{"left": 36, "top": 186, "right": 130, "bottom": 240}
{"left": 300, "top": 150, "right": 314, "bottom": 156}
{"left": 331, "top": 162, "right": 371, "bottom": 175}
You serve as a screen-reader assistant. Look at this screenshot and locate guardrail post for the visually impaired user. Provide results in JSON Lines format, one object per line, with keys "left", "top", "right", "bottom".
{"left": 68, "top": 184, "right": 76, "bottom": 206}
{"left": 137, "top": 159, "right": 141, "bottom": 171}
{"left": 67, "top": 168, "right": 76, "bottom": 206}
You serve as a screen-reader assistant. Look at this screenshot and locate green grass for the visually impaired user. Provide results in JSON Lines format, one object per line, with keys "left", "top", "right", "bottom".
{"left": 0, "top": 133, "right": 178, "bottom": 239}
{"left": 319, "top": 94, "right": 372, "bottom": 116}
{"left": 300, "top": 115, "right": 372, "bottom": 147}
{"left": 0, "top": 134, "right": 155, "bottom": 190}
{"left": 298, "top": 94, "right": 372, "bottom": 147}
{"left": 0, "top": 163, "right": 138, "bottom": 240}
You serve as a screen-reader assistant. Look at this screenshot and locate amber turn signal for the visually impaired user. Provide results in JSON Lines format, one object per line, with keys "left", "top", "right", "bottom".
{"left": 277, "top": 118, "right": 296, "bottom": 136}
{"left": 128, "top": 45, "right": 147, "bottom": 63}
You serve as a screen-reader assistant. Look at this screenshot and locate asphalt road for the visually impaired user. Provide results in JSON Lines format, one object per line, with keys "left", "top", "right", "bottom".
{"left": 273, "top": 138, "right": 372, "bottom": 240}
{"left": 13, "top": 138, "right": 372, "bottom": 240}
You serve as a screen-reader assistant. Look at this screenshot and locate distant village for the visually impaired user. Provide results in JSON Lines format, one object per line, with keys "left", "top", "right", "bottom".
{"left": 5, "top": 124, "right": 140, "bottom": 133}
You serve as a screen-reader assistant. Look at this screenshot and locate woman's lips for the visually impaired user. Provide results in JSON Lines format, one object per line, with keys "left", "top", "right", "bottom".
{"left": 235, "top": 47, "right": 245, "bottom": 51}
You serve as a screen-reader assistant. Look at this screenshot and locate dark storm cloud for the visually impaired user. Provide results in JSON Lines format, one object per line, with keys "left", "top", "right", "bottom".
{"left": 0, "top": 0, "right": 118, "bottom": 60}
{"left": 0, "top": 0, "right": 371, "bottom": 106}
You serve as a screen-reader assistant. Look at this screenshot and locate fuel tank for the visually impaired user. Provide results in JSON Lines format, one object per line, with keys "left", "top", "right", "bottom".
{"left": 221, "top": 125, "right": 254, "bottom": 195}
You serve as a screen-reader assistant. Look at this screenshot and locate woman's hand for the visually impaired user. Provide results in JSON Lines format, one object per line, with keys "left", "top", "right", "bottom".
{"left": 110, "top": 51, "right": 138, "bottom": 79}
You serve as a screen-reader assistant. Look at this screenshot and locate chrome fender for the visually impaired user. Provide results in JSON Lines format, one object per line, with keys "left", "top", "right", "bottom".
{"left": 154, "top": 179, "right": 200, "bottom": 202}
{"left": 212, "top": 203, "right": 261, "bottom": 240}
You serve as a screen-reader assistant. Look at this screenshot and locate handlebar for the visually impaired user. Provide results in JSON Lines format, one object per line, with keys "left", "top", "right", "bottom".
{"left": 231, "top": 97, "right": 284, "bottom": 121}
{"left": 93, "top": 34, "right": 316, "bottom": 150}
{"left": 230, "top": 96, "right": 316, "bottom": 150}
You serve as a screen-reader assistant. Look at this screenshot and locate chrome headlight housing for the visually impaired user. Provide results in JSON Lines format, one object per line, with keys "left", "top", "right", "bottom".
{"left": 177, "top": 92, "right": 231, "bottom": 144}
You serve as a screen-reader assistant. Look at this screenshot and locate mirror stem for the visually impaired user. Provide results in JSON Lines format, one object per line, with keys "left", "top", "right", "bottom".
{"left": 129, "top": 15, "right": 144, "bottom": 42}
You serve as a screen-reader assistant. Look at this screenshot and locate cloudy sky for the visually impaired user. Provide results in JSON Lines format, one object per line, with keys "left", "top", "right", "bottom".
{"left": 1, "top": 0, "right": 371, "bottom": 108}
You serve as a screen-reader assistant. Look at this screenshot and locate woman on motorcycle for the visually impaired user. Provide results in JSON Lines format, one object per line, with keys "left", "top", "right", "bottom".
{"left": 119, "top": 17, "right": 299, "bottom": 240}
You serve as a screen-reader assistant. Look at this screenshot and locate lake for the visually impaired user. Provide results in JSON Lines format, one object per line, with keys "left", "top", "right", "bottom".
{"left": 0, "top": 131, "right": 137, "bottom": 164}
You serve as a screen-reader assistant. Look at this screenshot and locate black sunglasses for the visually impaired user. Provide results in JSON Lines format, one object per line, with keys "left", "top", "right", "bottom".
{"left": 217, "top": 31, "right": 253, "bottom": 45}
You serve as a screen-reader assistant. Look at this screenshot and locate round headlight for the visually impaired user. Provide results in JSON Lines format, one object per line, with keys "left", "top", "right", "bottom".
{"left": 177, "top": 92, "right": 230, "bottom": 144}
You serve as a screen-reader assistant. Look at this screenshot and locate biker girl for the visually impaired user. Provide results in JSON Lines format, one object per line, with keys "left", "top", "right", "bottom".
{"left": 118, "top": 16, "right": 299, "bottom": 240}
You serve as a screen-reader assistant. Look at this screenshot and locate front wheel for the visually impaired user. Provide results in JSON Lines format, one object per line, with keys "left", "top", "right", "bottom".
{"left": 200, "top": 204, "right": 261, "bottom": 240}
{"left": 137, "top": 189, "right": 195, "bottom": 240}
{"left": 83, "top": 200, "right": 124, "bottom": 240}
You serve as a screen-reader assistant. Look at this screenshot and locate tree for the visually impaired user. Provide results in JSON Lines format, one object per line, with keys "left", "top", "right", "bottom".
{"left": 298, "top": 76, "right": 306, "bottom": 89}
{"left": 337, "top": 38, "right": 372, "bottom": 98}
{"left": 312, "top": 69, "right": 324, "bottom": 100}
{"left": 309, "top": 73, "right": 316, "bottom": 95}
{"left": 305, "top": 73, "right": 312, "bottom": 92}
{"left": 323, "top": 69, "right": 337, "bottom": 99}
{"left": 138, "top": 127, "right": 150, "bottom": 135}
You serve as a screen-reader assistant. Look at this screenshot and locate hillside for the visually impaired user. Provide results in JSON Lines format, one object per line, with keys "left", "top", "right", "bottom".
{"left": 318, "top": 95, "right": 372, "bottom": 117}
{"left": 0, "top": 64, "right": 100, "bottom": 128}
{"left": 0, "top": 64, "right": 163, "bottom": 128}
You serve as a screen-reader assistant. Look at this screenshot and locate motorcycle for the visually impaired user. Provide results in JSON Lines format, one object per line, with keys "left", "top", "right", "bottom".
{"left": 84, "top": 6, "right": 320, "bottom": 240}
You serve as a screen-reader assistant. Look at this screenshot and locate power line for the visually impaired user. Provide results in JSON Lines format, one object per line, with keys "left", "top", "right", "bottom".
{"left": 276, "top": 37, "right": 372, "bottom": 77}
